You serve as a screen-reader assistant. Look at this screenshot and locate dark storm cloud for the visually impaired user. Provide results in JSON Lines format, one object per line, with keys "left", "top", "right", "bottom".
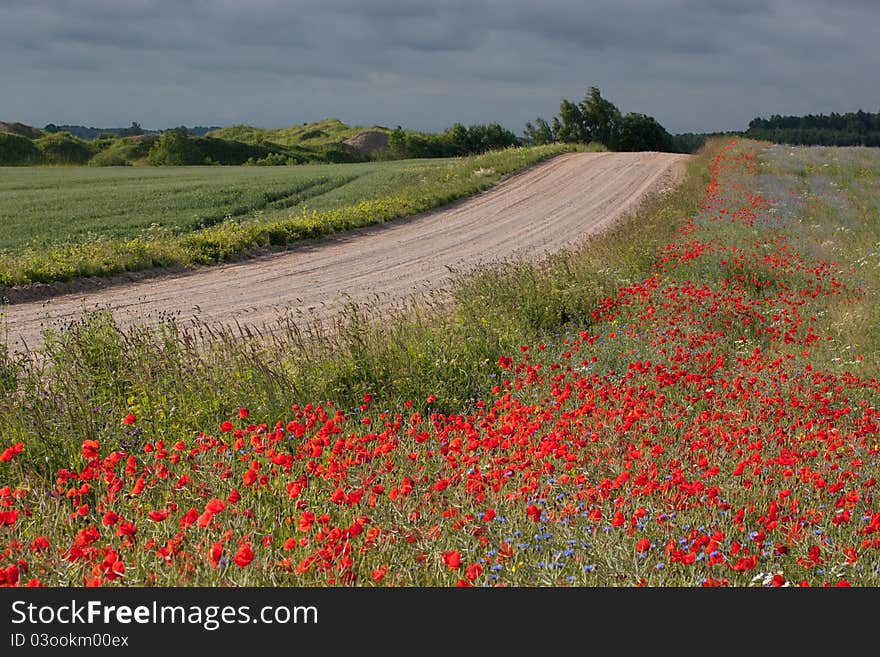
{"left": 2, "top": 0, "right": 878, "bottom": 134}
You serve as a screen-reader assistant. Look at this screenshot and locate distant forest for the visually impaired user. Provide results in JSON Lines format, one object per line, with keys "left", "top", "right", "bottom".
{"left": 745, "top": 110, "right": 880, "bottom": 147}
{"left": 43, "top": 122, "right": 220, "bottom": 139}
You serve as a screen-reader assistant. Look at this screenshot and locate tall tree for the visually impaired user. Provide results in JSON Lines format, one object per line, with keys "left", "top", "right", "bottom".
{"left": 579, "top": 86, "right": 621, "bottom": 147}
{"left": 557, "top": 99, "right": 585, "bottom": 142}
{"left": 523, "top": 118, "right": 555, "bottom": 145}
{"left": 523, "top": 85, "right": 674, "bottom": 152}
{"left": 615, "top": 113, "right": 674, "bottom": 151}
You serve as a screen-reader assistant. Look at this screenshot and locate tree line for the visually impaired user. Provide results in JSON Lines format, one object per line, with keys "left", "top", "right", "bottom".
{"left": 43, "top": 122, "right": 220, "bottom": 139}
{"left": 746, "top": 109, "right": 880, "bottom": 147}
{"left": 523, "top": 86, "right": 676, "bottom": 152}
{"left": 386, "top": 123, "right": 520, "bottom": 159}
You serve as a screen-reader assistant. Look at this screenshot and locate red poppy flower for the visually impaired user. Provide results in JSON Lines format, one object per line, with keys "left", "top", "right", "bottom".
{"left": 123, "top": 414, "right": 136, "bottom": 425}
{"left": 0, "top": 442, "right": 23, "bottom": 462}
{"left": 106, "top": 560, "right": 125, "bottom": 581}
{"left": 81, "top": 440, "right": 99, "bottom": 459}
{"left": 234, "top": 543, "right": 254, "bottom": 568}
{"left": 4, "top": 565, "right": 19, "bottom": 586}
{"left": 180, "top": 508, "right": 198, "bottom": 528}
{"left": 442, "top": 551, "right": 461, "bottom": 569}
{"left": 30, "top": 536, "right": 50, "bottom": 551}
{"left": 297, "top": 512, "right": 315, "bottom": 532}
{"left": 209, "top": 541, "right": 223, "bottom": 569}
{"left": 205, "top": 498, "right": 226, "bottom": 514}
{"left": 465, "top": 563, "right": 482, "bottom": 581}
{"left": 130, "top": 477, "right": 145, "bottom": 496}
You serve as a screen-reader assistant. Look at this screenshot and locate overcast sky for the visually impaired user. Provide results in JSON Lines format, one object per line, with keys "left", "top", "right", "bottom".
{"left": 2, "top": 0, "right": 878, "bottom": 135}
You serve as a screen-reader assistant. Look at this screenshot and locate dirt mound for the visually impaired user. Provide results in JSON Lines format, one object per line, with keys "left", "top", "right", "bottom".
{"left": 0, "top": 122, "right": 42, "bottom": 139}
{"left": 126, "top": 134, "right": 159, "bottom": 144}
{"left": 342, "top": 130, "right": 389, "bottom": 155}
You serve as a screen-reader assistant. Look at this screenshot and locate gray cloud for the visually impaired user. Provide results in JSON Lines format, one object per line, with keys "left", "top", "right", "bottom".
{"left": 1, "top": 0, "right": 878, "bottom": 134}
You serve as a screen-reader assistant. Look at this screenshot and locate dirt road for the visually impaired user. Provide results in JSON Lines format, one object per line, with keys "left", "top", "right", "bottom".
{"left": 2, "top": 151, "right": 687, "bottom": 351}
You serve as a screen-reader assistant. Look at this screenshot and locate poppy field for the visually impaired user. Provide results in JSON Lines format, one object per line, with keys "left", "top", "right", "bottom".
{"left": 2, "top": 139, "right": 880, "bottom": 586}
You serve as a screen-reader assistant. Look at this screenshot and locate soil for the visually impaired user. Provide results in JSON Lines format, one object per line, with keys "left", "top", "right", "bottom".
{"left": 342, "top": 130, "right": 389, "bottom": 154}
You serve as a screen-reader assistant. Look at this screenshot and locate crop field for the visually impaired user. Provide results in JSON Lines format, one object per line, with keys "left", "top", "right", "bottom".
{"left": 0, "top": 143, "right": 574, "bottom": 287}
{"left": 0, "top": 160, "right": 441, "bottom": 250}
{"left": 3, "top": 139, "right": 880, "bottom": 587}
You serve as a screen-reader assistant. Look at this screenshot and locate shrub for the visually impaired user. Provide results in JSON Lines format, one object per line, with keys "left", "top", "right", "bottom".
{"left": 33, "top": 132, "right": 94, "bottom": 164}
{"left": 148, "top": 127, "right": 205, "bottom": 165}
{"left": 0, "top": 132, "right": 43, "bottom": 165}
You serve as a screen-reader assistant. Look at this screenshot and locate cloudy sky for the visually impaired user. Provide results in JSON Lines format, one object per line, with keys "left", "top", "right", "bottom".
{"left": 2, "top": 0, "right": 878, "bottom": 135}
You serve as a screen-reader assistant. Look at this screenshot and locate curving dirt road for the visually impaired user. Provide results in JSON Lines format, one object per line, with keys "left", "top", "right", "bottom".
{"left": 2, "top": 151, "right": 687, "bottom": 352}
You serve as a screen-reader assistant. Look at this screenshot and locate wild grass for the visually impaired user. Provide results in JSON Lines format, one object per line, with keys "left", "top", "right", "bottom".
{"left": 756, "top": 143, "right": 880, "bottom": 377}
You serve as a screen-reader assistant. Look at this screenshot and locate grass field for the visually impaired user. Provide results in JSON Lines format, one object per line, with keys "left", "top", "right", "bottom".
{"left": 3, "top": 139, "right": 880, "bottom": 587}
{"left": 0, "top": 159, "right": 447, "bottom": 250}
{"left": 0, "top": 144, "right": 576, "bottom": 287}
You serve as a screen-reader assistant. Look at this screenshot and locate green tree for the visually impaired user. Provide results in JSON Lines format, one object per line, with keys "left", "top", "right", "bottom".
{"left": 121, "top": 121, "right": 144, "bottom": 137}
{"left": 523, "top": 118, "right": 555, "bottom": 145}
{"left": 388, "top": 127, "right": 408, "bottom": 159}
{"left": 614, "top": 113, "right": 674, "bottom": 152}
{"left": 579, "top": 86, "right": 621, "bottom": 147}
{"left": 148, "top": 127, "right": 204, "bottom": 165}
{"left": 445, "top": 123, "right": 470, "bottom": 155}
{"left": 557, "top": 99, "right": 586, "bottom": 142}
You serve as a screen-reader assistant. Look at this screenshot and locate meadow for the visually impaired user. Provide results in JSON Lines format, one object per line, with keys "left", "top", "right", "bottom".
{"left": 0, "top": 143, "right": 575, "bottom": 288}
{"left": 2, "top": 138, "right": 880, "bottom": 587}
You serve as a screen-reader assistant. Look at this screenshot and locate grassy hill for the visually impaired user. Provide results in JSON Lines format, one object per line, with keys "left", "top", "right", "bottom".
{"left": 1, "top": 118, "right": 522, "bottom": 167}
{"left": 207, "top": 118, "right": 386, "bottom": 148}
{"left": 0, "top": 119, "right": 391, "bottom": 167}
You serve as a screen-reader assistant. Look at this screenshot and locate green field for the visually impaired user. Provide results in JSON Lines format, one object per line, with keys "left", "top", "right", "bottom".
{"left": 0, "top": 159, "right": 447, "bottom": 251}
{"left": 0, "top": 144, "right": 576, "bottom": 287}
